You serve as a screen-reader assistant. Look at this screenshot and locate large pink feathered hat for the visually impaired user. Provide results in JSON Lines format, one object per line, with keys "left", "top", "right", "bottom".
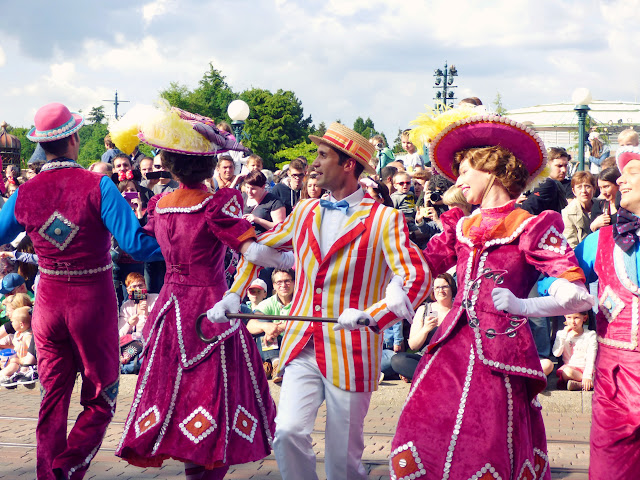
{"left": 616, "top": 146, "right": 640, "bottom": 172}
{"left": 409, "top": 107, "right": 548, "bottom": 189}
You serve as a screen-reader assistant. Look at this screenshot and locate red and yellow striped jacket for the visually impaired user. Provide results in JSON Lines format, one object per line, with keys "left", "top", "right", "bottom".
{"left": 229, "top": 195, "right": 431, "bottom": 392}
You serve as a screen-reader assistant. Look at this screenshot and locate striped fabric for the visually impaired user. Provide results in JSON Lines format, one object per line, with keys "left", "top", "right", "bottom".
{"left": 229, "top": 196, "right": 431, "bottom": 392}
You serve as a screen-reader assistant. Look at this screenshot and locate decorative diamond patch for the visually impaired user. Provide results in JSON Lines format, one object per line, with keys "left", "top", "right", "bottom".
{"left": 467, "top": 463, "right": 502, "bottom": 480}
{"left": 179, "top": 406, "right": 217, "bottom": 444}
{"left": 533, "top": 448, "right": 549, "bottom": 479}
{"left": 135, "top": 405, "right": 160, "bottom": 437}
{"left": 221, "top": 196, "right": 242, "bottom": 218}
{"left": 38, "top": 211, "right": 79, "bottom": 251}
{"left": 537, "top": 226, "right": 568, "bottom": 254}
{"left": 100, "top": 378, "right": 119, "bottom": 415}
{"left": 599, "top": 285, "right": 624, "bottom": 323}
{"left": 233, "top": 405, "right": 258, "bottom": 442}
{"left": 390, "top": 441, "right": 426, "bottom": 480}
{"left": 517, "top": 460, "right": 535, "bottom": 480}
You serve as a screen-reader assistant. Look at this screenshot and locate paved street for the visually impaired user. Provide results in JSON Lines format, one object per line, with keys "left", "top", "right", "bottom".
{"left": 0, "top": 376, "right": 591, "bottom": 479}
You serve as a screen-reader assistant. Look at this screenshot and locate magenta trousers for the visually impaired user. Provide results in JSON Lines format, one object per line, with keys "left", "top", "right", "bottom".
{"left": 590, "top": 345, "right": 640, "bottom": 480}
{"left": 32, "top": 270, "right": 119, "bottom": 480}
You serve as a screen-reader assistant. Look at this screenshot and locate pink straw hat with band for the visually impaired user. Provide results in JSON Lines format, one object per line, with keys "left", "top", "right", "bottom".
{"left": 27, "top": 103, "right": 84, "bottom": 142}
{"left": 309, "top": 122, "right": 376, "bottom": 176}
{"left": 410, "top": 108, "right": 548, "bottom": 189}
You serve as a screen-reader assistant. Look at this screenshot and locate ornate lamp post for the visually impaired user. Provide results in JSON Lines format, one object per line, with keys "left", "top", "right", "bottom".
{"left": 572, "top": 88, "right": 592, "bottom": 172}
{"left": 227, "top": 100, "right": 250, "bottom": 142}
{"left": 433, "top": 62, "right": 458, "bottom": 109}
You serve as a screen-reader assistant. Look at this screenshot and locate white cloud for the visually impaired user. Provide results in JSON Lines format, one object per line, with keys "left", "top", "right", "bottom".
{"left": 142, "top": 0, "right": 174, "bottom": 23}
{"left": 0, "top": 45, "right": 5, "bottom": 67}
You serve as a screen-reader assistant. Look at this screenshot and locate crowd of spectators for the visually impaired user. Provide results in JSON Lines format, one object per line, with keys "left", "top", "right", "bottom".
{"left": 0, "top": 123, "right": 638, "bottom": 391}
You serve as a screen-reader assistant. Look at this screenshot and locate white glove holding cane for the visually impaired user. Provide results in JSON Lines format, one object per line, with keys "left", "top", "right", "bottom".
{"left": 385, "top": 275, "right": 415, "bottom": 323}
{"left": 207, "top": 293, "right": 241, "bottom": 323}
{"left": 334, "top": 308, "right": 377, "bottom": 331}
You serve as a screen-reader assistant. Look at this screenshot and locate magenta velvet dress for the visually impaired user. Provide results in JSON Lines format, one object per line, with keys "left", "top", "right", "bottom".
{"left": 390, "top": 203, "right": 585, "bottom": 480}
{"left": 116, "top": 186, "right": 276, "bottom": 469}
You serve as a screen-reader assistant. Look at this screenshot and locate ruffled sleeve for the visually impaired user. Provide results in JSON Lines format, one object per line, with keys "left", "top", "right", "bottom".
{"left": 518, "top": 210, "right": 585, "bottom": 283}
{"left": 205, "top": 188, "right": 256, "bottom": 251}
{"left": 422, "top": 207, "right": 464, "bottom": 276}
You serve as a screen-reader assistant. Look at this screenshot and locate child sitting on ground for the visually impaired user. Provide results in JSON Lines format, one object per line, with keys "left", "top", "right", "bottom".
{"left": 0, "top": 306, "right": 37, "bottom": 388}
{"left": 552, "top": 311, "right": 597, "bottom": 391}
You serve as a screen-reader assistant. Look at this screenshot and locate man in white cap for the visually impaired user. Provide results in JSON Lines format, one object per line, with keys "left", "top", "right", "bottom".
{"left": 209, "top": 122, "right": 430, "bottom": 480}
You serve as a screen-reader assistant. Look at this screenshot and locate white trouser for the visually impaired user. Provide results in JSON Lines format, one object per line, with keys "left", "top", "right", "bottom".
{"left": 273, "top": 344, "right": 372, "bottom": 480}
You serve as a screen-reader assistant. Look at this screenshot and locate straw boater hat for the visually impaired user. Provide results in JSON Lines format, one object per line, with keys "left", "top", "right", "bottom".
{"left": 309, "top": 122, "right": 376, "bottom": 175}
{"left": 109, "top": 100, "right": 249, "bottom": 157}
{"left": 27, "top": 103, "right": 84, "bottom": 142}
{"left": 409, "top": 107, "right": 548, "bottom": 190}
{"left": 616, "top": 146, "right": 640, "bottom": 172}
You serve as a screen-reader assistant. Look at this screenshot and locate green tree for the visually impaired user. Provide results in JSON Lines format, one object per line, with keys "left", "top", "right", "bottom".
{"left": 87, "top": 106, "right": 106, "bottom": 124}
{"left": 353, "top": 117, "right": 366, "bottom": 135}
{"left": 392, "top": 128, "right": 404, "bottom": 153}
{"left": 310, "top": 121, "right": 327, "bottom": 137}
{"left": 493, "top": 92, "right": 507, "bottom": 115}
{"left": 273, "top": 141, "right": 318, "bottom": 168}
{"left": 239, "top": 88, "right": 312, "bottom": 167}
{"left": 160, "top": 63, "right": 236, "bottom": 122}
{"left": 77, "top": 123, "right": 109, "bottom": 167}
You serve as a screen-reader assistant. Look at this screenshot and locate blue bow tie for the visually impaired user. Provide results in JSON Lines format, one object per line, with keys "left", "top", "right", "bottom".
{"left": 319, "top": 199, "right": 350, "bottom": 215}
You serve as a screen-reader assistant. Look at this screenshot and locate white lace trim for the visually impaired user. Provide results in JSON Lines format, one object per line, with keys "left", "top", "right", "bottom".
{"left": 155, "top": 195, "right": 213, "bottom": 214}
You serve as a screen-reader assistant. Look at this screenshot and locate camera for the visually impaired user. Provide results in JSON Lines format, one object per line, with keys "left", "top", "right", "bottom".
{"left": 129, "top": 288, "right": 147, "bottom": 303}
{"left": 375, "top": 143, "right": 384, "bottom": 151}
{"left": 429, "top": 191, "right": 443, "bottom": 204}
{"left": 124, "top": 191, "right": 139, "bottom": 200}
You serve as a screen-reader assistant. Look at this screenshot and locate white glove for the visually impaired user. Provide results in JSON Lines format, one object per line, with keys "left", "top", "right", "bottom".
{"left": 244, "top": 242, "right": 294, "bottom": 269}
{"left": 491, "top": 287, "right": 595, "bottom": 318}
{"left": 547, "top": 278, "right": 596, "bottom": 312}
{"left": 207, "top": 293, "right": 241, "bottom": 323}
{"left": 334, "top": 308, "right": 377, "bottom": 331}
{"left": 385, "top": 275, "right": 415, "bottom": 323}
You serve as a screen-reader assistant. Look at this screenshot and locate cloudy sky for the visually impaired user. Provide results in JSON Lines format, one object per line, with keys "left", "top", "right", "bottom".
{"left": 1, "top": 0, "right": 638, "bottom": 142}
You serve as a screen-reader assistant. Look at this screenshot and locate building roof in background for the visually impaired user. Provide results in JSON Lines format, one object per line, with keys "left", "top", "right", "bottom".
{"left": 505, "top": 101, "right": 640, "bottom": 131}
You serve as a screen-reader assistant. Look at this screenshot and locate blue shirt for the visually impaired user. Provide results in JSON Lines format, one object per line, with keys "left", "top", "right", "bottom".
{"left": 538, "top": 230, "right": 640, "bottom": 295}
{"left": 0, "top": 175, "right": 162, "bottom": 262}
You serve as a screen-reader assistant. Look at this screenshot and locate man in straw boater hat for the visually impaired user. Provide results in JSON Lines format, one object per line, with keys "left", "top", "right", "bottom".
{"left": 209, "top": 122, "right": 431, "bottom": 480}
{"left": 0, "top": 102, "right": 164, "bottom": 479}
{"left": 566, "top": 145, "right": 640, "bottom": 480}
{"left": 387, "top": 107, "right": 595, "bottom": 480}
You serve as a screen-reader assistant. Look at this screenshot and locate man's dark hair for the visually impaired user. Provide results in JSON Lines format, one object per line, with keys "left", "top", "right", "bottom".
{"left": 380, "top": 166, "right": 397, "bottom": 183}
{"left": 272, "top": 268, "right": 294, "bottom": 283}
{"left": 336, "top": 150, "right": 365, "bottom": 179}
{"left": 218, "top": 155, "right": 234, "bottom": 166}
{"left": 428, "top": 174, "right": 454, "bottom": 193}
{"left": 289, "top": 157, "right": 308, "bottom": 172}
{"left": 40, "top": 133, "right": 78, "bottom": 158}
{"left": 113, "top": 153, "right": 132, "bottom": 167}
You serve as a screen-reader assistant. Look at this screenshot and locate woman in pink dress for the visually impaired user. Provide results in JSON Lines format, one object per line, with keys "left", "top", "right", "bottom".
{"left": 389, "top": 109, "right": 595, "bottom": 480}
{"left": 111, "top": 104, "right": 289, "bottom": 479}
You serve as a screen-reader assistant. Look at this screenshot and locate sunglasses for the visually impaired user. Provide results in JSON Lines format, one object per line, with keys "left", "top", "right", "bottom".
{"left": 395, "top": 181, "right": 411, "bottom": 186}
{"left": 153, "top": 164, "right": 163, "bottom": 169}
{"left": 290, "top": 173, "right": 305, "bottom": 179}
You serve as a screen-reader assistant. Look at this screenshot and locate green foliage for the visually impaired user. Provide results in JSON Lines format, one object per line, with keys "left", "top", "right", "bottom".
{"left": 273, "top": 140, "right": 317, "bottom": 169}
{"left": 77, "top": 123, "right": 109, "bottom": 167}
{"left": 310, "top": 121, "right": 327, "bottom": 137}
{"left": 87, "top": 106, "right": 106, "bottom": 124}
{"left": 392, "top": 128, "right": 405, "bottom": 153}
{"left": 159, "top": 64, "right": 235, "bottom": 123}
{"left": 493, "top": 92, "right": 507, "bottom": 115}
{"left": 240, "top": 88, "right": 312, "bottom": 166}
